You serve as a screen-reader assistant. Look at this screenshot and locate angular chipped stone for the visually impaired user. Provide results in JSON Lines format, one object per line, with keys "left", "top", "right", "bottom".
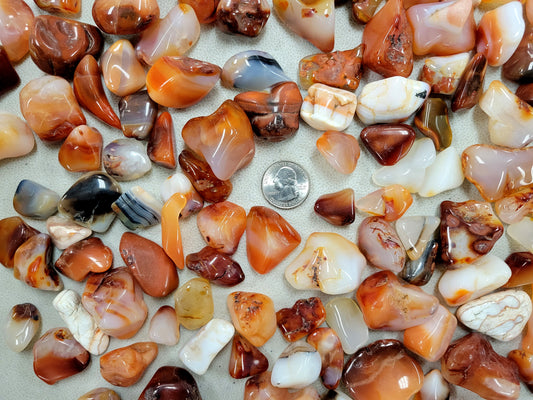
{"left": 360, "top": 123, "right": 415, "bottom": 166}
{"left": 100, "top": 342, "right": 158, "bottom": 387}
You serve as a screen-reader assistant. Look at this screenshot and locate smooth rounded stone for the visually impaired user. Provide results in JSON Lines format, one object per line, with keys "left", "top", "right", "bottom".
{"left": 82, "top": 267, "right": 148, "bottom": 339}
{"left": 181, "top": 0, "right": 219, "bottom": 23}
{"left": 300, "top": 83, "right": 357, "bottom": 131}
{"left": 53, "top": 289, "right": 109, "bottom": 355}
{"left": 504, "top": 252, "right": 533, "bottom": 288}
{"left": 103, "top": 139, "right": 151, "bottom": 181}
{"left": 55, "top": 237, "right": 112, "bottom": 281}
{"left": 229, "top": 333, "right": 269, "bottom": 379}
{"left": 112, "top": 186, "right": 162, "bottom": 230}
{"left": 92, "top": 0, "right": 159, "bottom": 35}
{"left": 418, "top": 146, "right": 464, "bottom": 197}
{"left": 356, "top": 77, "right": 429, "bottom": 125}
{"left": 186, "top": 246, "right": 245, "bottom": 287}
{"left": 146, "top": 56, "right": 221, "bottom": 109}
{"left": 399, "top": 240, "right": 438, "bottom": 286}
{"left": 46, "top": 216, "right": 92, "bottom": 251}
{"left": 34, "top": 0, "right": 80, "bottom": 14}
{"left": 174, "top": 278, "right": 213, "bottom": 330}
{"left": 221, "top": 50, "right": 290, "bottom": 91}
{"left": 178, "top": 149, "right": 233, "bottom": 203}
{"left": 0, "top": 112, "right": 34, "bottom": 161}
{"left": 517, "top": 81, "right": 533, "bottom": 103}
{"left": 414, "top": 370, "right": 450, "bottom": 400}
{"left": 396, "top": 215, "right": 440, "bottom": 261}
{"left": 100, "top": 342, "right": 158, "bottom": 387}
{"left": 352, "top": 0, "right": 382, "bottom": 23}
{"left": 419, "top": 52, "right": 470, "bottom": 95}
{"left": 0, "top": 0, "right": 34, "bottom": 62}
{"left": 343, "top": 339, "right": 423, "bottom": 400}
{"left": 179, "top": 318, "right": 235, "bottom": 375}
{"left": 118, "top": 90, "right": 157, "bottom": 140}
{"left": 5, "top": 303, "right": 40, "bottom": 352}
{"left": 325, "top": 297, "right": 368, "bottom": 354}
{"left": 149, "top": 305, "right": 180, "bottom": 346}
{"left": 407, "top": 0, "right": 475, "bottom": 57}
{"left": 285, "top": 232, "right": 366, "bottom": 294}
{"left": 139, "top": 366, "right": 202, "bottom": 400}
{"left": 361, "top": 0, "right": 412, "bottom": 78}
{"left": 244, "top": 371, "right": 320, "bottom": 400}
{"left": 58, "top": 126, "right": 102, "bottom": 173}
{"left": 438, "top": 254, "right": 512, "bottom": 306}
{"left": 228, "top": 291, "right": 277, "bottom": 347}
{"left": 356, "top": 270, "right": 439, "bottom": 330}
{"left": 0, "top": 216, "right": 39, "bottom": 268}
{"left": 234, "top": 81, "right": 303, "bottom": 142}
{"left": 414, "top": 97, "right": 451, "bottom": 151}
{"left": 29, "top": 15, "right": 103, "bottom": 78}
{"left": 216, "top": 0, "right": 270, "bottom": 36}
{"left": 314, "top": 188, "right": 355, "bottom": 226}
{"left": 148, "top": 112, "right": 176, "bottom": 169}
{"left": 441, "top": 333, "right": 520, "bottom": 400}
{"left": 120, "top": 232, "right": 179, "bottom": 297}
{"left": 271, "top": 342, "right": 322, "bottom": 390}
{"left": 161, "top": 193, "right": 186, "bottom": 270}
{"left": 355, "top": 184, "right": 412, "bottom": 222}
{"left": 403, "top": 304, "right": 457, "bottom": 362}
{"left": 298, "top": 46, "right": 363, "bottom": 91}
{"left": 503, "top": 24, "right": 533, "bottom": 83}
{"left": 78, "top": 388, "right": 121, "bottom": 400}
{"left": 14, "top": 233, "right": 63, "bottom": 291}
{"left": 33, "top": 327, "right": 90, "bottom": 385}
{"left": 0, "top": 45, "right": 19, "bottom": 95}
{"left": 276, "top": 297, "right": 326, "bottom": 342}
{"left": 495, "top": 186, "right": 533, "bottom": 225}
{"left": 316, "top": 130, "right": 360, "bottom": 174}
{"left": 451, "top": 52, "right": 488, "bottom": 112}
{"left": 507, "top": 349, "right": 533, "bottom": 393}
{"left": 13, "top": 180, "right": 60, "bottom": 220}
{"left": 160, "top": 172, "right": 203, "bottom": 217}
{"left": 508, "top": 217, "right": 533, "bottom": 252}
{"left": 100, "top": 40, "right": 146, "bottom": 97}
{"left": 360, "top": 124, "right": 415, "bottom": 167}
{"left": 358, "top": 217, "right": 406, "bottom": 273}
{"left": 307, "top": 328, "right": 343, "bottom": 390}
{"left": 19, "top": 75, "right": 86, "bottom": 142}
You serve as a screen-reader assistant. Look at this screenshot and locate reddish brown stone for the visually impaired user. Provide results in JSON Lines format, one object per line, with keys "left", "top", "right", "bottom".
{"left": 0, "top": 45, "right": 19, "bottom": 95}
{"left": 100, "top": 342, "right": 158, "bottom": 387}
{"left": 0, "top": 216, "right": 39, "bottom": 269}
{"left": 451, "top": 52, "right": 487, "bottom": 112}
{"left": 229, "top": 333, "right": 269, "bottom": 379}
{"left": 352, "top": 0, "right": 383, "bottom": 24}
{"left": 504, "top": 252, "right": 533, "bottom": 288}
{"left": 276, "top": 297, "right": 326, "bottom": 342}
{"left": 139, "top": 366, "right": 202, "bottom": 400}
{"left": 58, "top": 126, "right": 103, "bottom": 172}
{"left": 516, "top": 83, "right": 533, "bottom": 107}
{"left": 503, "top": 25, "right": 533, "bottom": 84}
{"left": 148, "top": 112, "right": 176, "bottom": 169}
{"left": 314, "top": 188, "right": 355, "bottom": 226}
{"left": 92, "top": 0, "right": 159, "bottom": 35}
{"left": 55, "top": 237, "right": 113, "bottom": 282}
{"left": 181, "top": 0, "right": 219, "bottom": 23}
{"left": 360, "top": 124, "right": 415, "bottom": 166}
{"left": 216, "top": 0, "right": 270, "bottom": 37}
{"left": 307, "top": 327, "right": 343, "bottom": 390}
{"left": 186, "top": 246, "right": 245, "bottom": 287}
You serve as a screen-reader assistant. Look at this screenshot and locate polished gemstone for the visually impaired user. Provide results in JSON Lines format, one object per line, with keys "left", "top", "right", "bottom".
{"left": 352, "top": 0, "right": 382, "bottom": 24}
{"left": 174, "top": 278, "right": 213, "bottom": 330}
{"left": 451, "top": 52, "right": 487, "bottom": 112}
{"left": 139, "top": 366, "right": 202, "bottom": 400}
{"left": 55, "top": 237, "right": 113, "bottom": 282}
{"left": 516, "top": 82, "right": 533, "bottom": 106}
{"left": 503, "top": 24, "right": 533, "bottom": 83}
{"left": 276, "top": 297, "right": 326, "bottom": 342}
{"left": 34, "top": 0, "right": 80, "bottom": 14}
{"left": 181, "top": 0, "right": 219, "bottom": 23}
{"left": 111, "top": 186, "right": 162, "bottom": 230}
{"left": 360, "top": 123, "right": 415, "bottom": 166}
{"left": 118, "top": 90, "right": 158, "bottom": 140}
{"left": 0, "top": 0, "right": 34, "bottom": 62}
{"left": 103, "top": 139, "right": 152, "bottom": 181}
{"left": 13, "top": 179, "right": 60, "bottom": 220}
{"left": 395, "top": 215, "right": 440, "bottom": 260}
{"left": 161, "top": 193, "right": 186, "bottom": 269}
{"left": 58, "top": 126, "right": 103, "bottom": 172}
{"left": 505, "top": 252, "right": 533, "bottom": 288}
{"left": 78, "top": 388, "right": 120, "bottom": 400}
{"left": 271, "top": 341, "right": 321, "bottom": 389}
{"left": 306, "top": 328, "right": 343, "bottom": 390}
{"left": 229, "top": 333, "right": 269, "bottom": 379}
{"left": 244, "top": 371, "right": 319, "bottom": 399}
{"left": 0, "top": 46, "right": 19, "bottom": 95}
{"left": 418, "top": 146, "right": 464, "bottom": 197}
{"left": 216, "top": 0, "right": 270, "bottom": 37}
{"left": 5, "top": 303, "right": 40, "bottom": 352}
{"left": 160, "top": 172, "right": 203, "bottom": 218}
{"left": 355, "top": 184, "right": 412, "bottom": 222}
{"left": 399, "top": 240, "right": 438, "bottom": 286}
{"left": 325, "top": 297, "right": 368, "bottom": 354}
{"left": 316, "top": 130, "right": 360, "bottom": 174}
{"left": 92, "top": 0, "right": 159, "bottom": 35}
{"left": 414, "top": 97, "right": 452, "bottom": 150}
{"left": 149, "top": 305, "right": 180, "bottom": 346}
{"left": 419, "top": 52, "right": 470, "bottom": 95}
{"left": 314, "top": 188, "right": 356, "bottom": 226}
{"left": 507, "top": 216, "right": 533, "bottom": 252}
{"left": 100, "top": 342, "right": 158, "bottom": 387}
{"left": 0, "top": 112, "right": 34, "bottom": 161}
{"left": 186, "top": 246, "right": 245, "bottom": 287}
{"left": 0, "top": 216, "right": 39, "bottom": 268}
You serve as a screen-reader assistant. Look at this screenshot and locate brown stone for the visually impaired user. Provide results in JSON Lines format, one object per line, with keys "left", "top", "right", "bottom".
{"left": 503, "top": 24, "right": 533, "bottom": 83}
{"left": 186, "top": 246, "right": 245, "bottom": 287}
{"left": 55, "top": 237, "right": 113, "bottom": 282}
{"left": 229, "top": 333, "right": 269, "bottom": 379}
{"left": 314, "top": 188, "right": 356, "bottom": 226}
{"left": 0, "top": 45, "right": 19, "bottom": 96}
{"left": 216, "top": 0, "right": 270, "bottom": 37}
{"left": 504, "top": 252, "right": 533, "bottom": 288}
{"left": 276, "top": 297, "right": 326, "bottom": 342}
{"left": 451, "top": 52, "right": 487, "bottom": 112}
{"left": 92, "top": 0, "right": 159, "bottom": 35}
{"left": 0, "top": 216, "right": 39, "bottom": 269}
{"left": 360, "top": 124, "right": 415, "bottom": 166}
{"left": 100, "top": 342, "right": 158, "bottom": 387}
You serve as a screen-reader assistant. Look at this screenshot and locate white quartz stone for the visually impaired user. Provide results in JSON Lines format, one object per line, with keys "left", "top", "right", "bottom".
{"left": 418, "top": 369, "right": 450, "bottom": 400}
{"left": 46, "top": 215, "right": 92, "bottom": 250}
{"left": 507, "top": 216, "right": 533, "bottom": 252}
{"left": 325, "top": 297, "right": 368, "bottom": 354}
{"left": 418, "top": 146, "right": 464, "bottom": 197}
{"left": 271, "top": 342, "right": 322, "bottom": 389}
{"left": 395, "top": 215, "right": 440, "bottom": 261}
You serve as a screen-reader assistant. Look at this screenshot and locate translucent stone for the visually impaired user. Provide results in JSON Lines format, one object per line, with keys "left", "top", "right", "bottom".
{"left": 174, "top": 278, "right": 213, "bottom": 330}
{"left": 298, "top": 46, "right": 363, "bottom": 91}
{"left": 78, "top": 388, "right": 120, "bottom": 400}
{"left": 361, "top": 0, "right": 413, "bottom": 77}
{"left": 276, "top": 297, "right": 326, "bottom": 342}
{"left": 112, "top": 186, "right": 163, "bottom": 230}
{"left": 186, "top": 246, "right": 245, "bottom": 287}
{"left": 360, "top": 123, "right": 415, "bottom": 166}
{"left": 33, "top": 327, "right": 90, "bottom": 385}
{"left": 5, "top": 303, "right": 40, "bottom": 352}
{"left": 229, "top": 333, "right": 269, "bottom": 379}
{"left": 272, "top": 0, "right": 334, "bottom": 52}
{"left": 148, "top": 113, "right": 176, "bottom": 169}
{"left": 0, "top": 112, "right": 34, "bottom": 161}
{"left": 396, "top": 215, "right": 440, "bottom": 261}
{"left": 399, "top": 240, "right": 438, "bottom": 286}
{"left": 314, "top": 188, "right": 356, "bottom": 226}
{"left": 0, "top": 216, "right": 39, "bottom": 269}
{"left": 419, "top": 52, "right": 470, "bottom": 95}
{"left": 100, "top": 39, "right": 146, "bottom": 97}
{"left": 414, "top": 97, "right": 451, "bottom": 150}
{"left": 247, "top": 206, "right": 301, "bottom": 274}
{"left": 355, "top": 185, "right": 412, "bottom": 222}
{"left": 307, "top": 328, "right": 343, "bottom": 390}
{"left": 136, "top": 4, "right": 200, "bottom": 65}
{"left": 316, "top": 131, "right": 360, "bottom": 174}
{"left": 82, "top": 267, "right": 148, "bottom": 339}
{"left": 160, "top": 172, "right": 203, "bottom": 217}
{"left": 438, "top": 254, "right": 512, "bottom": 306}
{"left": 118, "top": 90, "right": 158, "bottom": 140}
{"left": 228, "top": 291, "right": 277, "bottom": 347}
{"left": 244, "top": 371, "right": 320, "bottom": 400}
{"left": 139, "top": 366, "right": 202, "bottom": 400}
{"left": 356, "top": 270, "right": 439, "bottom": 330}
{"left": 103, "top": 139, "right": 152, "bottom": 181}
{"left": 92, "top": 0, "right": 159, "bottom": 35}
{"left": 0, "top": 48, "right": 18, "bottom": 94}
{"left": 413, "top": 370, "right": 450, "bottom": 400}
{"left": 516, "top": 83, "right": 533, "bottom": 106}
{"left": 13, "top": 233, "right": 63, "bottom": 291}
{"left": 161, "top": 193, "right": 186, "bottom": 270}
{"left": 418, "top": 146, "right": 464, "bottom": 197}
{"left": 46, "top": 216, "right": 91, "bottom": 251}
{"left": 406, "top": 0, "right": 475, "bottom": 56}
{"left": 451, "top": 52, "right": 487, "bottom": 112}
{"left": 356, "top": 77, "right": 430, "bottom": 125}
{"left": 504, "top": 252, "right": 533, "bottom": 288}
{"left": 120, "top": 232, "right": 179, "bottom": 297}
{"left": 508, "top": 217, "right": 533, "bottom": 252}
{"left": 149, "top": 305, "right": 180, "bottom": 346}
{"left": 58, "top": 126, "right": 103, "bottom": 173}
{"left": 55, "top": 237, "right": 113, "bottom": 282}
{"left": 221, "top": 50, "right": 290, "bottom": 91}
{"left": 216, "top": 0, "right": 270, "bottom": 37}
{"left": 100, "top": 342, "right": 158, "bottom": 387}
{"left": 146, "top": 56, "right": 221, "bottom": 109}
{"left": 507, "top": 349, "right": 533, "bottom": 393}
{"left": 0, "top": 0, "right": 34, "bottom": 62}
{"left": 179, "top": 318, "right": 234, "bottom": 375}
{"left": 343, "top": 339, "right": 423, "bottom": 400}
{"left": 34, "top": 0, "right": 80, "bottom": 14}
{"left": 352, "top": 0, "right": 382, "bottom": 24}
{"left": 19, "top": 75, "right": 86, "bottom": 142}
{"left": 13, "top": 180, "right": 60, "bottom": 220}
{"left": 325, "top": 297, "right": 368, "bottom": 354}
{"left": 271, "top": 341, "right": 321, "bottom": 389}
{"left": 285, "top": 232, "right": 366, "bottom": 294}
{"left": 181, "top": 0, "right": 218, "bottom": 23}
{"left": 503, "top": 24, "right": 533, "bottom": 83}
{"left": 403, "top": 305, "right": 457, "bottom": 362}
{"left": 495, "top": 187, "right": 533, "bottom": 224}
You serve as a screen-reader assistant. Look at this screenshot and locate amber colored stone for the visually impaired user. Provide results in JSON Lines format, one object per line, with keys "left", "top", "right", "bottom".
{"left": 216, "top": 0, "right": 270, "bottom": 37}
{"left": 186, "top": 246, "right": 245, "bottom": 287}
{"left": 139, "top": 366, "right": 202, "bottom": 400}
{"left": 314, "top": 188, "right": 355, "bottom": 226}
{"left": 58, "top": 126, "right": 103, "bottom": 172}
{"left": 55, "top": 237, "right": 113, "bottom": 282}
{"left": 306, "top": 328, "right": 343, "bottom": 390}
{"left": 34, "top": 0, "right": 80, "bottom": 14}
{"left": 360, "top": 124, "right": 415, "bottom": 166}
{"left": 29, "top": 15, "right": 103, "bottom": 79}
{"left": 352, "top": 0, "right": 382, "bottom": 24}
{"left": 246, "top": 206, "right": 301, "bottom": 274}
{"left": 503, "top": 25, "right": 533, "bottom": 83}
{"left": 508, "top": 350, "right": 533, "bottom": 392}
{"left": 355, "top": 185, "right": 413, "bottom": 222}
{"left": 234, "top": 81, "right": 303, "bottom": 142}
{"left": 0, "top": 45, "right": 19, "bottom": 95}
{"left": 523, "top": 286, "right": 533, "bottom": 353}
{"left": 78, "top": 387, "right": 120, "bottom": 400}
{"left": 504, "top": 252, "right": 533, "bottom": 288}
{"left": 361, "top": 0, "right": 413, "bottom": 78}
{"left": 181, "top": 0, "right": 219, "bottom": 23}
{"left": 0, "top": 0, "right": 34, "bottom": 63}
{"left": 229, "top": 333, "right": 269, "bottom": 379}
{"left": 92, "top": 0, "right": 159, "bottom": 35}
{"left": 276, "top": 297, "right": 326, "bottom": 342}
{"left": 174, "top": 278, "right": 214, "bottom": 330}
{"left": 244, "top": 371, "right": 319, "bottom": 399}
{"left": 228, "top": 291, "right": 277, "bottom": 347}
{"left": 161, "top": 193, "right": 186, "bottom": 270}
{"left": 148, "top": 112, "right": 176, "bottom": 169}
{"left": 0, "top": 216, "right": 39, "bottom": 269}
{"left": 343, "top": 339, "right": 423, "bottom": 400}
{"left": 451, "top": 52, "right": 488, "bottom": 112}
{"left": 441, "top": 333, "right": 520, "bottom": 400}
{"left": 100, "top": 342, "right": 158, "bottom": 387}
{"left": 316, "top": 130, "right": 360, "bottom": 174}
{"left": 516, "top": 83, "right": 533, "bottom": 106}
{"left": 414, "top": 97, "right": 452, "bottom": 151}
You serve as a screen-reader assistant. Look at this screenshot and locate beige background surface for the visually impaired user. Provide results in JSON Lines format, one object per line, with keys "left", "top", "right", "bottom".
{"left": 0, "top": 0, "right": 528, "bottom": 399}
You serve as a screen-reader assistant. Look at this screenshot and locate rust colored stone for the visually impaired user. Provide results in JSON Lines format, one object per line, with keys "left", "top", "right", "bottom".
{"left": 504, "top": 252, "right": 533, "bottom": 288}
{"left": 352, "top": 0, "right": 382, "bottom": 23}
{"left": 139, "top": 366, "right": 202, "bottom": 400}
{"left": 216, "top": 0, "right": 270, "bottom": 37}
{"left": 186, "top": 246, "right": 245, "bottom": 287}
{"left": 502, "top": 24, "right": 533, "bottom": 83}
{"left": 229, "top": 333, "right": 269, "bottom": 379}
{"left": 58, "top": 125, "right": 103, "bottom": 172}
{"left": 276, "top": 297, "right": 326, "bottom": 342}
{"left": 100, "top": 342, "right": 158, "bottom": 387}
{"left": 451, "top": 52, "right": 488, "bottom": 112}
{"left": 148, "top": 111, "right": 176, "bottom": 169}
{"left": 314, "top": 188, "right": 355, "bottom": 226}
{"left": 0, "top": 216, "right": 39, "bottom": 269}
{"left": 55, "top": 237, "right": 113, "bottom": 282}
{"left": 360, "top": 123, "right": 415, "bottom": 166}
{"left": 34, "top": 0, "right": 80, "bottom": 14}
{"left": 92, "top": 0, "right": 159, "bottom": 35}
{"left": 181, "top": 0, "right": 219, "bottom": 23}
{"left": 516, "top": 82, "right": 533, "bottom": 107}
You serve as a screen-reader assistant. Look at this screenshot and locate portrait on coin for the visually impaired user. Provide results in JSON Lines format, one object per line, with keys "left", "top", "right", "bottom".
{"left": 272, "top": 166, "right": 298, "bottom": 202}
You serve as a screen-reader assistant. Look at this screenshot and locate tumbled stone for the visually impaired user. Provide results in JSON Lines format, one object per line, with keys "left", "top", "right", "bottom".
{"left": 161, "top": 193, "right": 186, "bottom": 270}
{"left": 139, "top": 366, "right": 202, "bottom": 400}
{"left": 103, "top": 139, "right": 152, "bottom": 181}
{"left": 419, "top": 52, "right": 470, "bottom": 95}
{"left": 508, "top": 349, "right": 533, "bottom": 393}
{"left": 495, "top": 187, "right": 533, "bottom": 225}
{"left": 0, "top": 46, "right": 19, "bottom": 95}
{"left": 504, "top": 252, "right": 533, "bottom": 288}
{"left": 414, "top": 97, "right": 452, "bottom": 150}
{"left": 13, "top": 180, "right": 60, "bottom": 220}
{"left": 503, "top": 24, "right": 533, "bottom": 83}
{"left": 182, "top": 0, "right": 219, "bottom": 23}
{"left": 149, "top": 305, "right": 180, "bottom": 346}
{"left": 92, "top": 0, "right": 159, "bottom": 35}
{"left": 0, "top": 112, "right": 34, "bottom": 161}
{"left": 398, "top": 240, "right": 438, "bottom": 286}
{"left": 316, "top": 130, "right": 360, "bottom": 174}
{"left": 325, "top": 297, "right": 368, "bottom": 354}
{"left": 0, "top": 216, "right": 39, "bottom": 268}
{"left": 507, "top": 217, "right": 533, "bottom": 252}
{"left": 34, "top": 0, "right": 80, "bottom": 14}
{"left": 352, "top": 0, "right": 382, "bottom": 24}
{"left": 46, "top": 215, "right": 91, "bottom": 250}
{"left": 186, "top": 246, "right": 245, "bottom": 287}
{"left": 276, "top": 297, "right": 326, "bottom": 342}
{"left": 307, "top": 328, "right": 343, "bottom": 390}
{"left": 413, "top": 370, "right": 450, "bottom": 400}
{"left": 314, "top": 188, "right": 356, "bottom": 226}
{"left": 360, "top": 123, "right": 415, "bottom": 166}
{"left": 451, "top": 52, "right": 488, "bottom": 112}
{"left": 396, "top": 216, "right": 440, "bottom": 261}
{"left": 229, "top": 333, "right": 269, "bottom": 379}
{"left": 174, "top": 278, "right": 213, "bottom": 330}
{"left": 516, "top": 82, "right": 533, "bottom": 106}
{"left": 118, "top": 90, "right": 158, "bottom": 140}
{"left": 100, "top": 342, "right": 157, "bottom": 387}
{"left": 160, "top": 172, "right": 203, "bottom": 217}
{"left": 355, "top": 185, "right": 412, "bottom": 222}
{"left": 271, "top": 341, "right": 322, "bottom": 389}
{"left": 5, "top": 303, "right": 40, "bottom": 352}
{"left": 148, "top": 112, "right": 176, "bottom": 169}
{"left": 78, "top": 388, "right": 120, "bottom": 400}
{"left": 418, "top": 146, "right": 464, "bottom": 197}
{"left": 55, "top": 237, "right": 112, "bottom": 282}
{"left": 216, "top": 0, "right": 270, "bottom": 36}
{"left": 112, "top": 186, "right": 162, "bottom": 230}
{"left": 244, "top": 371, "right": 320, "bottom": 400}
{"left": 0, "top": 0, "right": 34, "bottom": 62}
{"left": 58, "top": 126, "right": 103, "bottom": 173}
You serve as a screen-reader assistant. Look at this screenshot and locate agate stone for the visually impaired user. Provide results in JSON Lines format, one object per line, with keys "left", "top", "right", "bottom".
{"left": 360, "top": 124, "right": 415, "bottom": 166}
{"left": 58, "top": 126, "right": 103, "bottom": 173}
{"left": 112, "top": 186, "right": 162, "bottom": 230}
{"left": 276, "top": 297, "right": 326, "bottom": 342}
{"left": 174, "top": 278, "right": 214, "bottom": 330}
{"left": 325, "top": 297, "right": 368, "bottom": 354}
{"left": 451, "top": 52, "right": 487, "bottom": 112}
{"left": 314, "top": 188, "right": 356, "bottom": 226}
{"left": 55, "top": 237, "right": 113, "bottom": 282}
{"left": 186, "top": 246, "right": 245, "bottom": 287}
{"left": 13, "top": 180, "right": 60, "bottom": 220}
{"left": 148, "top": 112, "right": 176, "bottom": 169}
{"left": 0, "top": 0, "right": 34, "bottom": 63}
{"left": 229, "top": 333, "right": 269, "bottom": 379}
{"left": 0, "top": 46, "right": 19, "bottom": 95}
{"left": 5, "top": 303, "right": 40, "bottom": 352}
{"left": 414, "top": 97, "right": 452, "bottom": 151}
{"left": 100, "top": 342, "right": 158, "bottom": 387}
{"left": 34, "top": 0, "right": 80, "bottom": 14}
{"left": 78, "top": 388, "right": 120, "bottom": 400}
{"left": 119, "top": 90, "right": 158, "bottom": 140}
{"left": 503, "top": 24, "right": 533, "bottom": 83}
{"left": 216, "top": 0, "right": 270, "bottom": 37}
{"left": 0, "top": 112, "right": 34, "bottom": 161}
{"left": 139, "top": 366, "right": 203, "bottom": 400}
{"left": 316, "top": 130, "right": 360, "bottom": 174}
{"left": 306, "top": 327, "right": 343, "bottom": 390}
{"left": 103, "top": 139, "right": 152, "bottom": 181}
{"left": 92, "top": 0, "right": 159, "bottom": 35}
{"left": 0, "top": 216, "right": 39, "bottom": 269}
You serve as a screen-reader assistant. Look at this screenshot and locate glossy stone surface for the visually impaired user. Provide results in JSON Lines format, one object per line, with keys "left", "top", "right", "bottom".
{"left": 508, "top": 349, "right": 533, "bottom": 393}
{"left": 276, "top": 297, "right": 326, "bottom": 342}
{"left": 19, "top": 75, "right": 86, "bottom": 142}
{"left": 0, "top": 216, "right": 39, "bottom": 268}
{"left": 182, "top": 0, "right": 219, "bottom": 23}
{"left": 343, "top": 339, "right": 423, "bottom": 400}
{"left": 92, "top": 0, "right": 159, "bottom": 35}
{"left": 58, "top": 126, "right": 103, "bottom": 173}
{"left": 234, "top": 81, "right": 302, "bottom": 142}
{"left": 34, "top": 0, "right": 80, "bottom": 14}
{"left": 360, "top": 123, "right": 415, "bottom": 166}
{"left": 186, "top": 246, "right": 245, "bottom": 287}
{"left": 352, "top": 0, "right": 382, "bottom": 24}
{"left": 229, "top": 333, "right": 269, "bottom": 379}
{"left": 507, "top": 217, "right": 533, "bottom": 252}
{"left": 244, "top": 371, "right": 319, "bottom": 400}
{"left": 399, "top": 240, "right": 438, "bottom": 286}
{"left": 148, "top": 112, "right": 176, "bottom": 168}
{"left": 0, "top": 46, "right": 19, "bottom": 95}
{"left": 216, "top": 0, "right": 270, "bottom": 36}
{"left": 413, "top": 370, "right": 450, "bottom": 400}
{"left": 160, "top": 172, "right": 203, "bottom": 217}
{"left": 100, "top": 342, "right": 158, "bottom": 387}
{"left": 33, "top": 327, "right": 90, "bottom": 385}
{"left": 396, "top": 215, "right": 439, "bottom": 261}
{"left": 78, "top": 388, "right": 120, "bottom": 400}
{"left": 118, "top": 90, "right": 157, "bottom": 140}
{"left": 161, "top": 193, "right": 186, "bottom": 270}
{"left": 451, "top": 52, "right": 487, "bottom": 112}
{"left": 0, "top": 112, "right": 34, "bottom": 161}
{"left": 112, "top": 186, "right": 162, "bottom": 230}
{"left": 414, "top": 97, "right": 451, "bottom": 150}
{"left": 139, "top": 366, "right": 202, "bottom": 400}
{"left": 103, "top": 139, "right": 152, "bottom": 181}
{"left": 419, "top": 52, "right": 470, "bottom": 95}
{"left": 325, "top": 297, "right": 368, "bottom": 354}
{"left": 149, "top": 305, "right": 180, "bottom": 346}
{"left": 271, "top": 341, "right": 322, "bottom": 389}
{"left": 47, "top": 216, "right": 91, "bottom": 251}
{"left": 495, "top": 187, "right": 533, "bottom": 225}
{"left": 441, "top": 333, "right": 520, "bottom": 400}
{"left": 355, "top": 184, "right": 412, "bottom": 222}
{"left": 55, "top": 237, "right": 112, "bottom": 281}
{"left": 504, "top": 252, "right": 533, "bottom": 288}
{"left": 5, "top": 303, "right": 40, "bottom": 352}
{"left": 316, "top": 130, "right": 360, "bottom": 174}
{"left": 0, "top": 0, "right": 34, "bottom": 62}
{"left": 307, "top": 328, "right": 343, "bottom": 389}
{"left": 13, "top": 179, "right": 59, "bottom": 220}
{"left": 174, "top": 278, "right": 213, "bottom": 330}
{"left": 146, "top": 56, "right": 221, "bottom": 109}
{"left": 418, "top": 146, "right": 464, "bottom": 197}
{"left": 503, "top": 24, "right": 533, "bottom": 83}
{"left": 516, "top": 83, "right": 533, "bottom": 107}
{"left": 314, "top": 188, "right": 355, "bottom": 226}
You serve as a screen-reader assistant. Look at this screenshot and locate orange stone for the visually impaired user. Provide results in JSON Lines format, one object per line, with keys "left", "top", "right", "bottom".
{"left": 148, "top": 112, "right": 176, "bottom": 169}
{"left": 161, "top": 193, "right": 186, "bottom": 270}
{"left": 100, "top": 342, "right": 158, "bottom": 387}
{"left": 58, "top": 125, "right": 102, "bottom": 172}
{"left": 0, "top": 216, "right": 39, "bottom": 269}
{"left": 55, "top": 237, "right": 113, "bottom": 282}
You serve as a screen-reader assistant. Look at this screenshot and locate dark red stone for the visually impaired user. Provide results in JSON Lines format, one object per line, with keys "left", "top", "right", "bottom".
{"left": 185, "top": 246, "right": 245, "bottom": 287}
{"left": 451, "top": 52, "right": 487, "bottom": 112}
{"left": 276, "top": 297, "right": 326, "bottom": 342}
{"left": 314, "top": 188, "right": 356, "bottom": 226}
{"left": 138, "top": 366, "right": 202, "bottom": 400}
{"left": 504, "top": 252, "right": 533, "bottom": 288}
{"left": 216, "top": 0, "right": 270, "bottom": 37}
{"left": 503, "top": 25, "right": 533, "bottom": 83}
{"left": 148, "top": 111, "right": 176, "bottom": 169}
{"left": 229, "top": 333, "right": 269, "bottom": 379}
{"left": 0, "top": 45, "right": 19, "bottom": 96}
{"left": 516, "top": 83, "right": 533, "bottom": 107}
{"left": 360, "top": 124, "right": 416, "bottom": 166}
{"left": 0, "top": 216, "right": 39, "bottom": 269}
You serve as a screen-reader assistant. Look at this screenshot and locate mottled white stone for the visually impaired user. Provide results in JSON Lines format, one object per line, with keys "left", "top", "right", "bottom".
{"left": 271, "top": 341, "right": 322, "bottom": 389}
{"left": 418, "top": 146, "right": 464, "bottom": 197}
{"left": 420, "top": 52, "right": 470, "bottom": 95}
{"left": 46, "top": 215, "right": 92, "bottom": 250}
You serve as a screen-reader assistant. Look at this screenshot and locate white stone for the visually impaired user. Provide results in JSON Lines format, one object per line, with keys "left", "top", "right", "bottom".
{"left": 149, "top": 306, "right": 180, "bottom": 346}
{"left": 420, "top": 52, "right": 470, "bottom": 95}
{"left": 325, "top": 297, "right": 368, "bottom": 354}
{"left": 46, "top": 215, "right": 92, "bottom": 250}
{"left": 418, "top": 369, "right": 450, "bottom": 400}
{"left": 507, "top": 216, "right": 533, "bottom": 252}
{"left": 457, "top": 289, "right": 532, "bottom": 341}
{"left": 395, "top": 215, "right": 440, "bottom": 261}
{"left": 418, "top": 146, "right": 464, "bottom": 197}
{"left": 271, "top": 342, "right": 322, "bottom": 389}
{"left": 179, "top": 318, "right": 234, "bottom": 375}
{"left": 160, "top": 172, "right": 195, "bottom": 203}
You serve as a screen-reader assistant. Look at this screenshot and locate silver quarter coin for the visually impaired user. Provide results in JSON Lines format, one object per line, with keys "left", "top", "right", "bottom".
{"left": 262, "top": 161, "right": 310, "bottom": 209}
